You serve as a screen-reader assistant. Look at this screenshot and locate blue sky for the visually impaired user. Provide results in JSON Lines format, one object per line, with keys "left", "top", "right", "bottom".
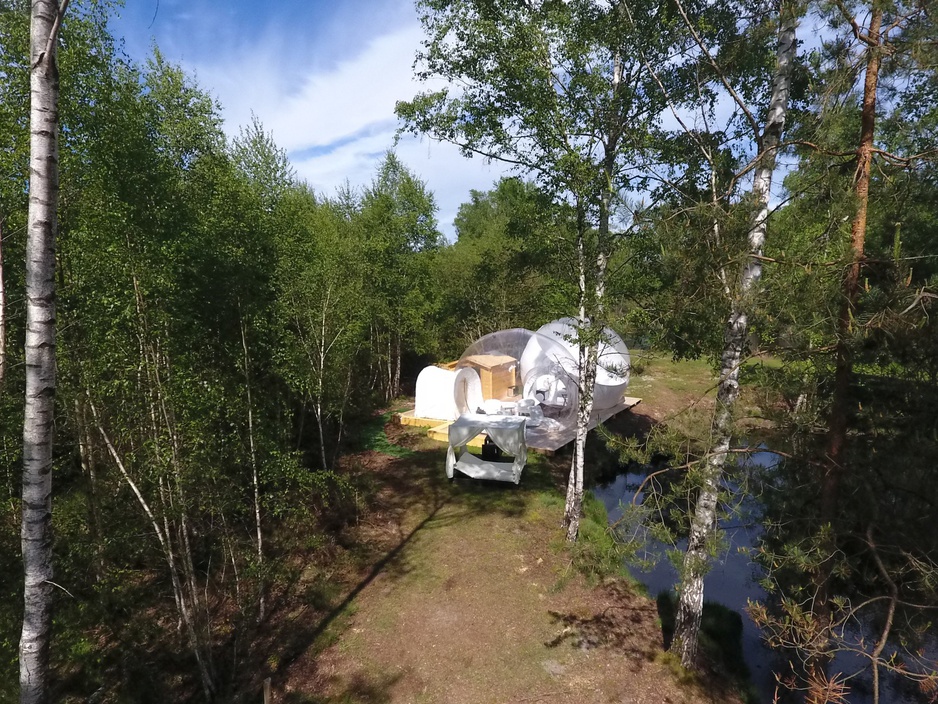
{"left": 109, "top": 0, "right": 510, "bottom": 236}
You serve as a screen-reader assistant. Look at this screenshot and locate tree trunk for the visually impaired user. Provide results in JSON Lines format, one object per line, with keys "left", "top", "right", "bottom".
{"left": 671, "top": 6, "right": 797, "bottom": 668}
{"left": 562, "top": 42, "right": 618, "bottom": 542}
{"left": 811, "top": 3, "right": 883, "bottom": 682}
{"left": 386, "top": 335, "right": 393, "bottom": 402}
{"left": 240, "top": 317, "right": 264, "bottom": 621}
{"left": 125, "top": 279, "right": 219, "bottom": 699}
{"left": 0, "top": 217, "right": 6, "bottom": 389}
{"left": 564, "top": 319, "right": 598, "bottom": 542}
{"left": 563, "top": 211, "right": 589, "bottom": 541}
{"left": 393, "top": 331, "right": 401, "bottom": 399}
{"left": 89, "top": 398, "right": 216, "bottom": 701}
{"left": 332, "top": 358, "right": 356, "bottom": 469}
{"left": 75, "top": 400, "right": 104, "bottom": 582}
{"left": 317, "top": 301, "right": 330, "bottom": 470}
{"left": 21, "top": 2, "right": 65, "bottom": 701}
{"left": 822, "top": 5, "right": 882, "bottom": 525}
{"left": 314, "top": 400, "right": 328, "bottom": 471}
{"left": 563, "top": 195, "right": 606, "bottom": 542}
{"left": 296, "top": 397, "right": 307, "bottom": 452}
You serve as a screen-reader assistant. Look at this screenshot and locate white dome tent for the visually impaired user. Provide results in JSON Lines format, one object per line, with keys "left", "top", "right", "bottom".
{"left": 535, "top": 318, "right": 631, "bottom": 411}
{"left": 413, "top": 366, "right": 459, "bottom": 422}
{"left": 405, "top": 320, "right": 639, "bottom": 482}
{"left": 453, "top": 327, "right": 579, "bottom": 429}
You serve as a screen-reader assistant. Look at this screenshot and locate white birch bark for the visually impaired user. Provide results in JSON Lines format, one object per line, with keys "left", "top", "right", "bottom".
{"left": 74, "top": 400, "right": 104, "bottom": 581}
{"left": 89, "top": 398, "right": 215, "bottom": 700}
{"left": 563, "top": 53, "right": 618, "bottom": 542}
{"left": 317, "top": 294, "right": 330, "bottom": 470}
{"left": 20, "top": 2, "right": 65, "bottom": 701}
{"left": 240, "top": 317, "right": 265, "bottom": 621}
{"left": 1, "top": 217, "right": 7, "bottom": 388}
{"left": 392, "top": 331, "right": 402, "bottom": 399}
{"left": 671, "top": 7, "right": 798, "bottom": 668}
{"left": 566, "top": 244, "right": 608, "bottom": 541}
{"left": 126, "top": 282, "right": 218, "bottom": 697}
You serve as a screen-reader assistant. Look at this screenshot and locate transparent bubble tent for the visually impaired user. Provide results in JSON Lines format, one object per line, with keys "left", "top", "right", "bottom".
{"left": 412, "top": 319, "right": 634, "bottom": 483}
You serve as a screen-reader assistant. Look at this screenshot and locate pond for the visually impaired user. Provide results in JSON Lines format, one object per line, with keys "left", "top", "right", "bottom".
{"left": 593, "top": 447, "right": 934, "bottom": 704}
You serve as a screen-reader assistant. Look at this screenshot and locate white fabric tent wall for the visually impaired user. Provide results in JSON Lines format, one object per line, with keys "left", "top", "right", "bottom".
{"left": 446, "top": 414, "right": 527, "bottom": 484}
{"left": 414, "top": 366, "right": 459, "bottom": 421}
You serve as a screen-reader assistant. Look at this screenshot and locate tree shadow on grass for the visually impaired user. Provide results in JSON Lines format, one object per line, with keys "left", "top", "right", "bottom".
{"left": 282, "top": 670, "right": 405, "bottom": 704}
{"left": 261, "top": 432, "right": 561, "bottom": 699}
{"left": 267, "top": 486, "right": 450, "bottom": 682}
{"left": 543, "top": 581, "right": 661, "bottom": 666}
{"left": 243, "top": 402, "right": 635, "bottom": 704}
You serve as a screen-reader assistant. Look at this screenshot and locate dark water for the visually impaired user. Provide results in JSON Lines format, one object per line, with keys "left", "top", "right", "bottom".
{"left": 594, "top": 447, "right": 781, "bottom": 701}
{"left": 593, "top": 448, "right": 932, "bottom": 704}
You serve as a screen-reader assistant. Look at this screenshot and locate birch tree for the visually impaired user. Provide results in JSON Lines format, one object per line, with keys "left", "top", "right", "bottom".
{"left": 21, "top": 0, "right": 67, "bottom": 701}
{"left": 274, "top": 181, "right": 376, "bottom": 468}
{"left": 398, "top": 0, "right": 695, "bottom": 539}
{"left": 1, "top": 217, "right": 7, "bottom": 388}
{"left": 668, "top": 1, "right": 800, "bottom": 667}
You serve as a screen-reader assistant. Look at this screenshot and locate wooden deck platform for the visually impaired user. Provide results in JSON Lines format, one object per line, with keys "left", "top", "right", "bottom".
{"left": 397, "top": 409, "right": 442, "bottom": 428}
{"left": 394, "top": 396, "right": 641, "bottom": 453}
{"left": 428, "top": 422, "right": 484, "bottom": 449}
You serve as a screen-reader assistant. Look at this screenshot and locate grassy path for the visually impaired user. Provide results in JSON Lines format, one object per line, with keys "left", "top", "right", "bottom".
{"left": 275, "top": 410, "right": 744, "bottom": 704}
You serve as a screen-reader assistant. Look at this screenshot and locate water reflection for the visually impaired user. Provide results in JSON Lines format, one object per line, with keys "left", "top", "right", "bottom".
{"left": 595, "top": 448, "right": 782, "bottom": 702}
{"left": 594, "top": 446, "right": 933, "bottom": 704}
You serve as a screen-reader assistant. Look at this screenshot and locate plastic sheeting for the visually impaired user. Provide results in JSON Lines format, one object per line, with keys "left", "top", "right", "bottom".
{"left": 454, "top": 328, "right": 579, "bottom": 426}
{"left": 447, "top": 320, "right": 630, "bottom": 435}
{"left": 445, "top": 414, "right": 527, "bottom": 484}
{"left": 412, "top": 320, "right": 630, "bottom": 483}
{"left": 536, "top": 318, "right": 630, "bottom": 410}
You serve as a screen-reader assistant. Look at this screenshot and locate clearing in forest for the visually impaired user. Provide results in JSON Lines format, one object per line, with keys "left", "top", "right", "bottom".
{"left": 275, "top": 403, "right": 744, "bottom": 704}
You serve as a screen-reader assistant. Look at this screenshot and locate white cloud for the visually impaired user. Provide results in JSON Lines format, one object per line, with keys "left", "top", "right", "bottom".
{"left": 193, "top": 21, "right": 428, "bottom": 151}
{"left": 191, "top": 18, "right": 513, "bottom": 238}
{"left": 268, "top": 24, "right": 426, "bottom": 152}
{"left": 117, "top": 1, "right": 515, "bottom": 239}
{"left": 292, "top": 130, "right": 512, "bottom": 238}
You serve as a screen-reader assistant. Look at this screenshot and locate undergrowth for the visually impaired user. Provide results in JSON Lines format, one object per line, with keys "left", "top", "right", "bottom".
{"left": 354, "top": 409, "right": 415, "bottom": 457}
{"left": 567, "top": 492, "right": 633, "bottom": 585}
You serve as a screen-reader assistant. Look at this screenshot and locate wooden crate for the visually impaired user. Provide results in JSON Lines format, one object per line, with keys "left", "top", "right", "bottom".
{"left": 462, "top": 354, "right": 518, "bottom": 400}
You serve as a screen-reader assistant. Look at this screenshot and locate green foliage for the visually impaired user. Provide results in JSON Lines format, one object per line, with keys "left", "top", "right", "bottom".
{"left": 566, "top": 492, "right": 632, "bottom": 584}
{"left": 0, "top": 6, "right": 446, "bottom": 698}
{"left": 359, "top": 151, "right": 443, "bottom": 383}
{"left": 0, "top": 0, "right": 934, "bottom": 698}
{"left": 352, "top": 411, "right": 416, "bottom": 459}
{"left": 433, "top": 177, "right": 576, "bottom": 356}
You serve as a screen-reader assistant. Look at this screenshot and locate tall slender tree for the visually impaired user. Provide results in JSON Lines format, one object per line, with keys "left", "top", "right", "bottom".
{"left": 359, "top": 152, "right": 441, "bottom": 401}
{"left": 669, "top": 1, "right": 800, "bottom": 667}
{"left": 21, "top": 0, "right": 67, "bottom": 701}
{"left": 805, "top": 1, "right": 933, "bottom": 692}
{"left": 0, "top": 216, "right": 7, "bottom": 388}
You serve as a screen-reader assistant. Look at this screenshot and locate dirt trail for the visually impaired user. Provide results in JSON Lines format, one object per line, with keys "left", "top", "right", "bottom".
{"left": 277, "top": 420, "right": 743, "bottom": 704}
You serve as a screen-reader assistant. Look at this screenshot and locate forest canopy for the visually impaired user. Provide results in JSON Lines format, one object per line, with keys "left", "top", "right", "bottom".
{"left": 2, "top": 0, "right": 937, "bottom": 702}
